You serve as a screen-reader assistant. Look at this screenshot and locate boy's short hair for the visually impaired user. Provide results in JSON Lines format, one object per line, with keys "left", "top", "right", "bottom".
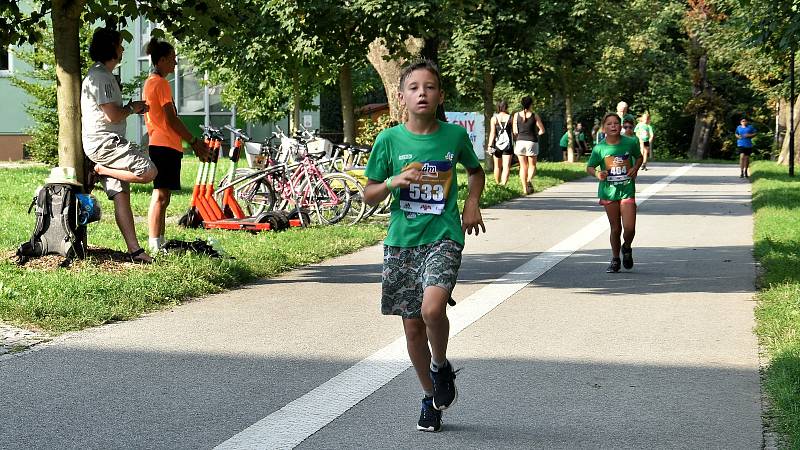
{"left": 399, "top": 59, "right": 442, "bottom": 90}
{"left": 89, "top": 28, "right": 122, "bottom": 63}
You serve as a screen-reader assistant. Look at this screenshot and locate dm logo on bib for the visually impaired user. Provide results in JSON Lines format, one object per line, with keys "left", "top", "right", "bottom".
{"left": 398, "top": 161, "right": 453, "bottom": 215}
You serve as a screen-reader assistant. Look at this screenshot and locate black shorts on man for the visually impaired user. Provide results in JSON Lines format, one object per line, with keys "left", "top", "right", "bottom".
{"left": 737, "top": 146, "right": 753, "bottom": 156}
{"left": 149, "top": 145, "right": 183, "bottom": 191}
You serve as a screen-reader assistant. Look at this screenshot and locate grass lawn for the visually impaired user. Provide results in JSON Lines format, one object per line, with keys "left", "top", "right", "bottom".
{"left": 0, "top": 157, "right": 586, "bottom": 332}
{"left": 750, "top": 160, "right": 800, "bottom": 448}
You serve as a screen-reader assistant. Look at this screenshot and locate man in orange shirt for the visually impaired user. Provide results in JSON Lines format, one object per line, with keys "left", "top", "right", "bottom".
{"left": 143, "top": 38, "right": 208, "bottom": 252}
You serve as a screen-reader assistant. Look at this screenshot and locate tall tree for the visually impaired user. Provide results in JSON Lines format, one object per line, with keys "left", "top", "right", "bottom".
{"left": 528, "top": 0, "right": 620, "bottom": 162}
{"left": 443, "top": 0, "right": 538, "bottom": 169}
{"left": 684, "top": 0, "right": 725, "bottom": 159}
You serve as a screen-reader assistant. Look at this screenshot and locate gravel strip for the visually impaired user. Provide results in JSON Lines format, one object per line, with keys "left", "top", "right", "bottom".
{"left": 0, "top": 323, "right": 51, "bottom": 357}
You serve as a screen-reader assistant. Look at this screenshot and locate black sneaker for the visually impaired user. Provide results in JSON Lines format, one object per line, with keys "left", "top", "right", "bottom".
{"left": 606, "top": 258, "right": 621, "bottom": 273}
{"left": 430, "top": 362, "right": 458, "bottom": 411}
{"left": 417, "top": 396, "right": 442, "bottom": 432}
{"left": 621, "top": 244, "right": 634, "bottom": 270}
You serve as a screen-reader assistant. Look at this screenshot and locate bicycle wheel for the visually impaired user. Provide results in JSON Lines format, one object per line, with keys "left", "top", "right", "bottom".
{"left": 364, "top": 192, "right": 392, "bottom": 219}
{"left": 311, "top": 173, "right": 353, "bottom": 225}
{"left": 338, "top": 174, "right": 366, "bottom": 225}
{"left": 216, "top": 168, "right": 276, "bottom": 216}
{"left": 240, "top": 178, "right": 277, "bottom": 216}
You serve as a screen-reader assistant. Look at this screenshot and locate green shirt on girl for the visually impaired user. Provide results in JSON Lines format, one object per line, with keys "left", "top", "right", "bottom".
{"left": 365, "top": 121, "right": 481, "bottom": 247}
{"left": 586, "top": 135, "right": 642, "bottom": 201}
{"left": 634, "top": 123, "right": 653, "bottom": 142}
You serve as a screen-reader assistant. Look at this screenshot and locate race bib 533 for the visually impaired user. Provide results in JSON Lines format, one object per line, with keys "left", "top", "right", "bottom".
{"left": 398, "top": 161, "right": 453, "bottom": 215}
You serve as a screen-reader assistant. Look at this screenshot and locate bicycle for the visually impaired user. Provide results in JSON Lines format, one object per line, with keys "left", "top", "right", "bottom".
{"left": 215, "top": 126, "right": 365, "bottom": 225}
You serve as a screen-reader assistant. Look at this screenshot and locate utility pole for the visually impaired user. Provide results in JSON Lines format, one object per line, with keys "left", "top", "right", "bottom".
{"left": 791, "top": 45, "right": 795, "bottom": 176}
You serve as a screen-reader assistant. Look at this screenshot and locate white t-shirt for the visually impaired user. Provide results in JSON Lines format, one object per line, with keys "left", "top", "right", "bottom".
{"left": 81, "top": 62, "right": 126, "bottom": 154}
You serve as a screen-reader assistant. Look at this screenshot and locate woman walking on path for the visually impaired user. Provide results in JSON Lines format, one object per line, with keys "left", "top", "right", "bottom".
{"left": 586, "top": 112, "right": 643, "bottom": 273}
{"left": 512, "top": 96, "right": 545, "bottom": 194}
{"left": 634, "top": 113, "right": 654, "bottom": 170}
{"left": 143, "top": 38, "right": 208, "bottom": 253}
{"left": 487, "top": 100, "right": 514, "bottom": 185}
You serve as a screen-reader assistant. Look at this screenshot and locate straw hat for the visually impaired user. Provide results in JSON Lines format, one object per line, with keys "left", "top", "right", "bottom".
{"left": 44, "top": 167, "right": 84, "bottom": 186}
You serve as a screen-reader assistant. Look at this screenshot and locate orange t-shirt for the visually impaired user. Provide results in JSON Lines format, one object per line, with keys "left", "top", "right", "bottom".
{"left": 143, "top": 74, "right": 182, "bottom": 152}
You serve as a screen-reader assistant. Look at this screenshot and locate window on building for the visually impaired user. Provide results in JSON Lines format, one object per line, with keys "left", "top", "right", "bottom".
{"left": 178, "top": 66, "right": 205, "bottom": 114}
{"left": 0, "top": 47, "right": 11, "bottom": 76}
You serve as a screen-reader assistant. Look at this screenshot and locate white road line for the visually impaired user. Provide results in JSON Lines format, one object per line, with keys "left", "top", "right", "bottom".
{"left": 215, "top": 164, "right": 695, "bottom": 450}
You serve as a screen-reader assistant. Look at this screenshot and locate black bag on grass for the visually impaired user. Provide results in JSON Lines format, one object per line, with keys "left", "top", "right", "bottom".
{"left": 16, "top": 183, "right": 87, "bottom": 267}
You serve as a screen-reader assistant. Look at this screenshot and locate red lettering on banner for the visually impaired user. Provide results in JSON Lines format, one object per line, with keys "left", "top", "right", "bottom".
{"left": 452, "top": 119, "right": 475, "bottom": 132}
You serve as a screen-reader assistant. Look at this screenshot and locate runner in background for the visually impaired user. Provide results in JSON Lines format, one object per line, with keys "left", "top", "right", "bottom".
{"left": 586, "top": 112, "right": 643, "bottom": 273}
{"left": 735, "top": 117, "right": 757, "bottom": 178}
{"left": 634, "top": 113, "right": 654, "bottom": 171}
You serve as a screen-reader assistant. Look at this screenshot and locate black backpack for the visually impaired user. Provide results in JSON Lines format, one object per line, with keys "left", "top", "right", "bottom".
{"left": 16, "top": 183, "right": 87, "bottom": 267}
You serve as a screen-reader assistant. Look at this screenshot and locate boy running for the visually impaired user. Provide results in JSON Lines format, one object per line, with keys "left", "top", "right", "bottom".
{"left": 364, "top": 60, "right": 486, "bottom": 432}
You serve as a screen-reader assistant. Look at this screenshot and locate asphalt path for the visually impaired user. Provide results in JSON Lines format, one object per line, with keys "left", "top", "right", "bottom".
{"left": 0, "top": 163, "right": 760, "bottom": 449}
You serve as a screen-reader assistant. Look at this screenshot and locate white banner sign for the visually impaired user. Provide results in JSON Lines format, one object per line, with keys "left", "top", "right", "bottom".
{"left": 446, "top": 112, "right": 485, "bottom": 160}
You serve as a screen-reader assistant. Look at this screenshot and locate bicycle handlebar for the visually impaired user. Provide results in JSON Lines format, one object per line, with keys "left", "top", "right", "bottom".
{"left": 223, "top": 124, "right": 251, "bottom": 142}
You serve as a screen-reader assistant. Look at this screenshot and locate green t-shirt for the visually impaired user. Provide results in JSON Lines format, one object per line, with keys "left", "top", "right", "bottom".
{"left": 634, "top": 123, "right": 653, "bottom": 142}
{"left": 559, "top": 131, "right": 569, "bottom": 147}
{"left": 364, "top": 121, "right": 481, "bottom": 247}
{"left": 586, "top": 135, "right": 642, "bottom": 201}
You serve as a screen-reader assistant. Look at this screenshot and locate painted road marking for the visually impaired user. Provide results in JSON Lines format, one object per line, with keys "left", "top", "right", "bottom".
{"left": 215, "top": 164, "right": 696, "bottom": 449}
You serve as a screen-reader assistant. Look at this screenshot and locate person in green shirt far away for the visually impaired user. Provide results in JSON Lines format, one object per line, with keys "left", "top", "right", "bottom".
{"left": 634, "top": 112, "right": 654, "bottom": 171}
{"left": 586, "top": 112, "right": 643, "bottom": 273}
{"left": 364, "top": 59, "right": 486, "bottom": 433}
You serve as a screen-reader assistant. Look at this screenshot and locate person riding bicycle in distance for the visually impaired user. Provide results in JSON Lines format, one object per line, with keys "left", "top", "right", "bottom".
{"left": 363, "top": 60, "right": 485, "bottom": 432}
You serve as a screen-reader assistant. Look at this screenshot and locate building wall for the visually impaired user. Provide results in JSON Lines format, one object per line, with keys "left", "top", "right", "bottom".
{"left": 0, "top": 45, "right": 35, "bottom": 160}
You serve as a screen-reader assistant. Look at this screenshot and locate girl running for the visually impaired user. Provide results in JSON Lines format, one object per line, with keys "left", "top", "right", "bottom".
{"left": 512, "top": 96, "right": 545, "bottom": 194}
{"left": 586, "top": 112, "right": 643, "bottom": 273}
{"left": 487, "top": 100, "right": 513, "bottom": 185}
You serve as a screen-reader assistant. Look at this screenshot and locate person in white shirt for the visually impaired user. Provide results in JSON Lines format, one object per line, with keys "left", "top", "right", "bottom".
{"left": 81, "top": 27, "right": 157, "bottom": 263}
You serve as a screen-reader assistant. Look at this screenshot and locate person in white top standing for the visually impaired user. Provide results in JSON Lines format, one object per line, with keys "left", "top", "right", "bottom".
{"left": 81, "top": 27, "right": 157, "bottom": 263}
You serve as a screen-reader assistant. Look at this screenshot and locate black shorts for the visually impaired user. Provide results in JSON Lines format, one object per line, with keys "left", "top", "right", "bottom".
{"left": 738, "top": 146, "right": 753, "bottom": 156}
{"left": 492, "top": 147, "right": 513, "bottom": 158}
{"left": 642, "top": 141, "right": 651, "bottom": 148}
{"left": 149, "top": 145, "right": 183, "bottom": 190}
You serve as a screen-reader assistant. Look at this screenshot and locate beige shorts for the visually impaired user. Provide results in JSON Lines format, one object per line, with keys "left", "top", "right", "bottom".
{"left": 514, "top": 140, "right": 539, "bottom": 157}
{"left": 86, "top": 136, "right": 155, "bottom": 199}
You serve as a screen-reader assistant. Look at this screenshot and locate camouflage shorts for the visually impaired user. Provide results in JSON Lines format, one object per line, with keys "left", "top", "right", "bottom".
{"left": 381, "top": 239, "right": 464, "bottom": 319}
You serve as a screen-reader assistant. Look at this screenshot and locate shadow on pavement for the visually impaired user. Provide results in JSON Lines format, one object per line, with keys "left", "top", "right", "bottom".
{"left": 0, "top": 349, "right": 760, "bottom": 449}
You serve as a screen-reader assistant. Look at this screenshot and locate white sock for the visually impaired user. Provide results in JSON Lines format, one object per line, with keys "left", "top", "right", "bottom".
{"left": 430, "top": 359, "right": 448, "bottom": 372}
{"left": 148, "top": 237, "right": 163, "bottom": 252}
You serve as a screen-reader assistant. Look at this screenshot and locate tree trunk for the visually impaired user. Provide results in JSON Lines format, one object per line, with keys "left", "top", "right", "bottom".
{"left": 421, "top": 37, "right": 446, "bottom": 122}
{"left": 339, "top": 63, "right": 356, "bottom": 144}
{"left": 565, "top": 94, "right": 574, "bottom": 163}
{"left": 778, "top": 96, "right": 800, "bottom": 165}
{"left": 290, "top": 71, "right": 301, "bottom": 134}
{"left": 691, "top": 112, "right": 714, "bottom": 159}
{"left": 52, "top": 0, "right": 85, "bottom": 180}
{"left": 776, "top": 98, "right": 787, "bottom": 150}
{"left": 482, "top": 69, "right": 494, "bottom": 171}
{"left": 688, "top": 34, "right": 714, "bottom": 159}
{"left": 366, "top": 37, "right": 423, "bottom": 122}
